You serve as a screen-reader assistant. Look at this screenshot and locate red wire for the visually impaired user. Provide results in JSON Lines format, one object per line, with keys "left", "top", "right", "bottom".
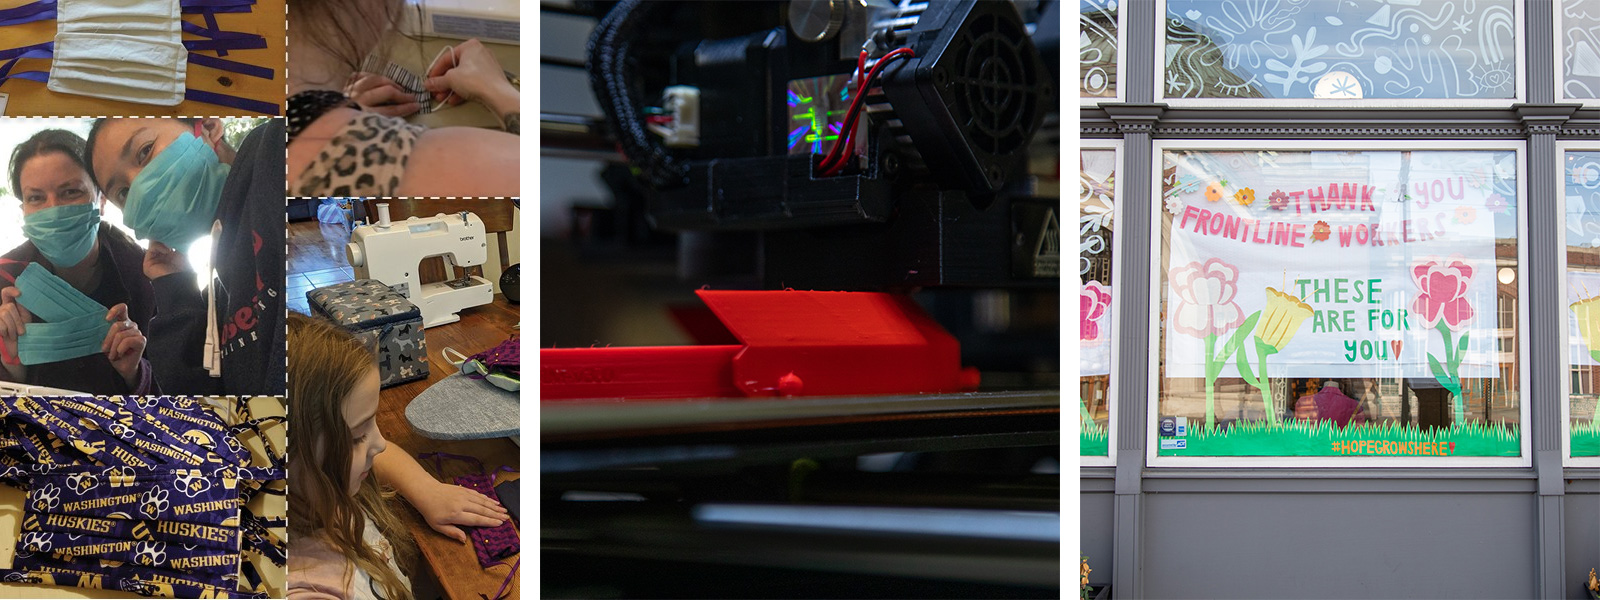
{"left": 822, "top": 50, "right": 905, "bottom": 174}
{"left": 819, "top": 48, "right": 914, "bottom": 177}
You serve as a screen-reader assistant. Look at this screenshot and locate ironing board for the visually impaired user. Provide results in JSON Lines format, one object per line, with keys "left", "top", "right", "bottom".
{"left": 405, "top": 372, "right": 519, "bottom": 440}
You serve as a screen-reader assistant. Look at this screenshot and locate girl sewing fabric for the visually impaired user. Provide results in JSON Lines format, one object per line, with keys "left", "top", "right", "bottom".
{"left": 287, "top": 312, "right": 510, "bottom": 600}
{"left": 285, "top": 0, "right": 519, "bottom": 198}
{"left": 82, "top": 116, "right": 286, "bottom": 395}
{"left": 0, "top": 129, "right": 154, "bottom": 394}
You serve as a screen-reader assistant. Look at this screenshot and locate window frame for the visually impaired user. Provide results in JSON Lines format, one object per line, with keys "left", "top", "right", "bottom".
{"left": 1144, "top": 138, "right": 1532, "bottom": 468}
{"left": 1557, "top": 142, "right": 1600, "bottom": 467}
{"left": 1554, "top": 1, "right": 1600, "bottom": 107}
{"left": 1153, "top": 0, "right": 1527, "bottom": 109}
{"left": 1080, "top": 138, "right": 1122, "bottom": 467}
{"left": 1079, "top": 0, "right": 1127, "bottom": 107}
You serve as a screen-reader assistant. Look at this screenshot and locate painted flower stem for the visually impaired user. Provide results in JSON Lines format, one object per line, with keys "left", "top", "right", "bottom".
{"left": 1204, "top": 332, "right": 1218, "bottom": 429}
{"left": 1429, "top": 320, "right": 1467, "bottom": 423}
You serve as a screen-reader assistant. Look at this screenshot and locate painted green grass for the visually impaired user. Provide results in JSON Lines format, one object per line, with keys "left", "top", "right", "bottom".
{"left": 1159, "top": 419, "right": 1520, "bottom": 457}
{"left": 1574, "top": 421, "right": 1600, "bottom": 457}
{"left": 1081, "top": 421, "right": 1109, "bottom": 457}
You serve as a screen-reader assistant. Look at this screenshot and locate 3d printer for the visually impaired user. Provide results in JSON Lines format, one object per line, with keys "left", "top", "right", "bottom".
{"left": 541, "top": 0, "right": 1061, "bottom": 597}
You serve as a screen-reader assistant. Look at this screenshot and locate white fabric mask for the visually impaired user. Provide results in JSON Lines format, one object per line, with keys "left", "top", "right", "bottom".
{"left": 47, "top": 0, "right": 186, "bottom": 106}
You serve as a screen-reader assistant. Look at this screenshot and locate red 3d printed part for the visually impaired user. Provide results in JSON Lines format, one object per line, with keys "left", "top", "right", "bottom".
{"left": 541, "top": 290, "right": 981, "bottom": 400}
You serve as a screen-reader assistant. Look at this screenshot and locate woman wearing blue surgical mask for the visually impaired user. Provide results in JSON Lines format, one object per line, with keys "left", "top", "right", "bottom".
{"left": 83, "top": 117, "right": 286, "bottom": 396}
{"left": 0, "top": 129, "right": 157, "bottom": 395}
{"left": 285, "top": 0, "right": 519, "bottom": 197}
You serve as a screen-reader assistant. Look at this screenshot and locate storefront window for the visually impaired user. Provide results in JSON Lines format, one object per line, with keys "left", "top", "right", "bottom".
{"left": 1560, "top": 0, "right": 1600, "bottom": 101}
{"left": 1081, "top": 0, "right": 1120, "bottom": 101}
{"left": 1565, "top": 150, "right": 1600, "bottom": 458}
{"left": 1163, "top": 0, "right": 1519, "bottom": 101}
{"left": 1081, "top": 145, "right": 1116, "bottom": 460}
{"left": 1155, "top": 143, "right": 1523, "bottom": 460}
{"left": 1080, "top": 0, "right": 1119, "bottom": 100}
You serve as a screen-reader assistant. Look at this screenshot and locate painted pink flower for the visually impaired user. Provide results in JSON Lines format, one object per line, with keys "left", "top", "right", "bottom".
{"left": 1081, "top": 281, "right": 1112, "bottom": 340}
{"left": 1168, "top": 258, "right": 1245, "bottom": 338}
{"left": 1411, "top": 258, "right": 1475, "bottom": 331}
{"left": 1484, "top": 193, "right": 1508, "bottom": 214}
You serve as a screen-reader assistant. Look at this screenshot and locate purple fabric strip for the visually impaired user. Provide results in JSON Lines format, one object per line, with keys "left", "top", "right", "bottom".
{"left": 188, "top": 52, "right": 276, "bottom": 79}
{"left": 0, "top": 42, "right": 53, "bottom": 63}
{"left": 480, "top": 558, "right": 519, "bottom": 600}
{"left": 200, "top": 12, "right": 225, "bottom": 56}
{"left": 0, "top": 0, "right": 54, "bottom": 25}
{"left": 28, "top": 469, "right": 241, "bottom": 525}
{"left": 4, "top": 554, "right": 257, "bottom": 599}
{"left": 180, "top": 20, "right": 260, "bottom": 41}
{"left": 183, "top": 37, "right": 266, "bottom": 53}
{"left": 185, "top": 89, "right": 281, "bottom": 115}
{"left": 16, "top": 531, "right": 240, "bottom": 579}
{"left": 180, "top": 0, "right": 254, "bottom": 8}
{"left": 22, "top": 511, "right": 239, "bottom": 550}
{"left": 180, "top": 4, "right": 247, "bottom": 14}
{"left": 51, "top": 397, "right": 227, "bottom": 467}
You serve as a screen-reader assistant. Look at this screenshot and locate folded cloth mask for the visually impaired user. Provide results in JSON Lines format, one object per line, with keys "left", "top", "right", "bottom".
{"left": 12, "top": 263, "right": 112, "bottom": 365}
{"left": 48, "top": 0, "right": 187, "bottom": 105}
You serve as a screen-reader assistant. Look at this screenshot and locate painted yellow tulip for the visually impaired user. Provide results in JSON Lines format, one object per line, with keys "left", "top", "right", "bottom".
{"left": 1572, "top": 295, "right": 1600, "bottom": 353}
{"left": 1254, "top": 287, "right": 1314, "bottom": 352}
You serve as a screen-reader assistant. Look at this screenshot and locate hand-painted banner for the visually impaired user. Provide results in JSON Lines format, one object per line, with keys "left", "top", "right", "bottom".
{"left": 1162, "top": 149, "right": 1515, "bottom": 380}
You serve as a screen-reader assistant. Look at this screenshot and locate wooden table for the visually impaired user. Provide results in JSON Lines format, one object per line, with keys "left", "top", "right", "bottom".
{"left": 0, "top": 0, "right": 287, "bottom": 117}
{"left": 377, "top": 295, "right": 520, "bottom": 600}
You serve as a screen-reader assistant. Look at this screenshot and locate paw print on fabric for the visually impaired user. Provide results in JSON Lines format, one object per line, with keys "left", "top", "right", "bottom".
{"left": 108, "top": 422, "right": 137, "bottom": 441}
{"left": 32, "top": 484, "right": 59, "bottom": 512}
{"left": 19, "top": 532, "right": 50, "bottom": 554}
{"left": 134, "top": 396, "right": 160, "bottom": 410}
{"left": 173, "top": 471, "right": 212, "bottom": 499}
{"left": 140, "top": 488, "right": 169, "bottom": 519}
{"left": 66, "top": 472, "right": 98, "bottom": 494}
{"left": 133, "top": 541, "right": 166, "bottom": 567}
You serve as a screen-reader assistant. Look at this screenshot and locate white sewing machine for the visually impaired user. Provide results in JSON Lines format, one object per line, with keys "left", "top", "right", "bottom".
{"left": 346, "top": 206, "right": 496, "bottom": 328}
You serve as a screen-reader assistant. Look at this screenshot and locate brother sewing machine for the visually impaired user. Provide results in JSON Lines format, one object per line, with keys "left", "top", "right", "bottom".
{"left": 346, "top": 204, "right": 496, "bottom": 328}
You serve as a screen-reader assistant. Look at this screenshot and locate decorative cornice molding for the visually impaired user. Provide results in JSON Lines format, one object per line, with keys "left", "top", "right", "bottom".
{"left": 1513, "top": 103, "right": 1583, "bottom": 135}
{"left": 1102, "top": 103, "right": 1167, "bottom": 133}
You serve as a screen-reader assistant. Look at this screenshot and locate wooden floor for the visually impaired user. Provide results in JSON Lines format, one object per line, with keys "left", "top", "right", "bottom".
{"left": 286, "top": 219, "right": 356, "bottom": 315}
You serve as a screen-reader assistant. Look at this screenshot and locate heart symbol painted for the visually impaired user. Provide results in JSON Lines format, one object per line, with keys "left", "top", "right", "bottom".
{"left": 1390, "top": 340, "right": 1403, "bottom": 359}
{"left": 1186, "top": 9, "right": 1202, "bottom": 20}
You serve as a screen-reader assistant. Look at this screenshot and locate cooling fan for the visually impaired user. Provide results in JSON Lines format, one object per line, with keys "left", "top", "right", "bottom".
{"left": 882, "top": 0, "right": 1051, "bottom": 202}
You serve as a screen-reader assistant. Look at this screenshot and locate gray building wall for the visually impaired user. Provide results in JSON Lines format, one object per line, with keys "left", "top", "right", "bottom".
{"left": 1081, "top": 1, "right": 1599, "bottom": 597}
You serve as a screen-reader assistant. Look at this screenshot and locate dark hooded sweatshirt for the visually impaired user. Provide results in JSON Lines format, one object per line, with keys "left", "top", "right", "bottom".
{"left": 145, "top": 118, "right": 286, "bottom": 395}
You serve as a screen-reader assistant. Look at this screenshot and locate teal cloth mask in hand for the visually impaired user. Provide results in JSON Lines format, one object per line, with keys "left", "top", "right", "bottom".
{"left": 22, "top": 203, "right": 100, "bottom": 268}
{"left": 123, "top": 132, "right": 230, "bottom": 250}
{"left": 17, "top": 312, "right": 111, "bottom": 366}
{"left": 13, "top": 263, "right": 113, "bottom": 365}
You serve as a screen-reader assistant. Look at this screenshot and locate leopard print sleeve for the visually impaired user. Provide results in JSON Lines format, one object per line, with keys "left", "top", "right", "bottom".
{"left": 292, "top": 113, "right": 426, "bottom": 198}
